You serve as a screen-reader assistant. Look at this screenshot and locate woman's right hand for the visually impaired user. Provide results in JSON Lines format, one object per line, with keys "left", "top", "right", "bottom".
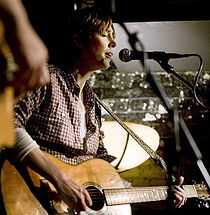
{"left": 54, "top": 173, "right": 92, "bottom": 212}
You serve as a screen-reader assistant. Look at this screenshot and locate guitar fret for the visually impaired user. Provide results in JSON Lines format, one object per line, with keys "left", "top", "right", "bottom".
{"left": 137, "top": 190, "right": 143, "bottom": 203}
{"left": 136, "top": 187, "right": 167, "bottom": 202}
{"left": 104, "top": 184, "right": 200, "bottom": 206}
{"left": 144, "top": 191, "right": 150, "bottom": 201}
{"left": 160, "top": 189, "right": 168, "bottom": 200}
{"left": 154, "top": 190, "right": 161, "bottom": 200}
{"left": 183, "top": 185, "right": 198, "bottom": 198}
{"left": 151, "top": 189, "right": 160, "bottom": 201}
{"left": 104, "top": 187, "right": 169, "bottom": 205}
{"left": 102, "top": 183, "right": 200, "bottom": 208}
{"left": 134, "top": 188, "right": 144, "bottom": 203}
{"left": 151, "top": 190, "right": 158, "bottom": 201}
{"left": 128, "top": 189, "right": 136, "bottom": 203}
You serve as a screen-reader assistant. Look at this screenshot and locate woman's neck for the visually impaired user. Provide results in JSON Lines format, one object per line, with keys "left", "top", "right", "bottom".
{"left": 75, "top": 70, "right": 92, "bottom": 98}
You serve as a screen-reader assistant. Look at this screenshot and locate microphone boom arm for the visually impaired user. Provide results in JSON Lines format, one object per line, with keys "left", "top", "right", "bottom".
{"left": 157, "top": 59, "right": 194, "bottom": 91}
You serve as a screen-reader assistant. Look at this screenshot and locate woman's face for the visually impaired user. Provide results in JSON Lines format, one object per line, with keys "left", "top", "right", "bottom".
{"left": 81, "top": 24, "right": 116, "bottom": 71}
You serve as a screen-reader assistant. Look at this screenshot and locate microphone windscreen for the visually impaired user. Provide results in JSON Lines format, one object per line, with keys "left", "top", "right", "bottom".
{"left": 119, "top": 48, "right": 131, "bottom": 62}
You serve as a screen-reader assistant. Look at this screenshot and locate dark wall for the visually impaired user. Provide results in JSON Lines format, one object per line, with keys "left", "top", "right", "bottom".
{"left": 109, "top": 0, "right": 210, "bottom": 22}
{"left": 22, "top": 0, "right": 75, "bottom": 68}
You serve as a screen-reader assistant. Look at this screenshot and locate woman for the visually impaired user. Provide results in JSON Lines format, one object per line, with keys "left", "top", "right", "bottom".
{"left": 13, "top": 6, "right": 186, "bottom": 214}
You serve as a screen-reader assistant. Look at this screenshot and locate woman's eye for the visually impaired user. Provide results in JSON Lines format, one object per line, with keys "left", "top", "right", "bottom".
{"left": 101, "top": 33, "right": 108, "bottom": 37}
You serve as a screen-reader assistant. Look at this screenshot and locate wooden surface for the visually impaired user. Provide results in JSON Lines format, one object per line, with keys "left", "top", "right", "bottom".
{"left": 1, "top": 160, "right": 48, "bottom": 215}
{"left": 0, "top": 87, "right": 15, "bottom": 148}
{"left": 29, "top": 154, "right": 132, "bottom": 215}
{"left": 1, "top": 155, "right": 132, "bottom": 215}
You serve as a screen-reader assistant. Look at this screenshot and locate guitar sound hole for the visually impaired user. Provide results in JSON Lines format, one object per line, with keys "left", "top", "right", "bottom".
{"left": 86, "top": 186, "right": 104, "bottom": 211}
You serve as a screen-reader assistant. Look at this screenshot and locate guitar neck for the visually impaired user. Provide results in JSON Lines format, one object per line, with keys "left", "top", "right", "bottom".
{"left": 104, "top": 185, "right": 198, "bottom": 205}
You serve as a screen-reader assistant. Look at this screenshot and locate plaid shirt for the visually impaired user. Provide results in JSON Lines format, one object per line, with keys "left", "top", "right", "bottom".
{"left": 14, "top": 65, "right": 115, "bottom": 164}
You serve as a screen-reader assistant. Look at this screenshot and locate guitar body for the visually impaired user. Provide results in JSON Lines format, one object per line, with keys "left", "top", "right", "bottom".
{"left": 1, "top": 160, "right": 48, "bottom": 215}
{"left": 30, "top": 156, "right": 132, "bottom": 215}
{"left": 2, "top": 156, "right": 132, "bottom": 215}
{"left": 1, "top": 153, "right": 209, "bottom": 215}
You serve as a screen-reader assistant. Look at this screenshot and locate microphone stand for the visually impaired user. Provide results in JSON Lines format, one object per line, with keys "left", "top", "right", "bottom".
{"left": 118, "top": 21, "right": 210, "bottom": 208}
{"left": 155, "top": 59, "right": 210, "bottom": 189}
{"left": 119, "top": 21, "right": 180, "bottom": 207}
{"left": 145, "top": 67, "right": 185, "bottom": 208}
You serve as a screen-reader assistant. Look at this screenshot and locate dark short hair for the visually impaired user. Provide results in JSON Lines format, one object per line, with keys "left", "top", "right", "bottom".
{"left": 49, "top": 6, "right": 114, "bottom": 71}
{"left": 23, "top": 2, "right": 114, "bottom": 71}
{"left": 70, "top": 6, "right": 113, "bottom": 42}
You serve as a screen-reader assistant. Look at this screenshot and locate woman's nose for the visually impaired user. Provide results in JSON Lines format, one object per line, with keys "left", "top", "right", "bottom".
{"left": 109, "top": 39, "right": 116, "bottom": 48}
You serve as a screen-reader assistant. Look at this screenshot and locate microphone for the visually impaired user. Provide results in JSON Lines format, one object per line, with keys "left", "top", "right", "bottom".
{"left": 119, "top": 48, "right": 193, "bottom": 62}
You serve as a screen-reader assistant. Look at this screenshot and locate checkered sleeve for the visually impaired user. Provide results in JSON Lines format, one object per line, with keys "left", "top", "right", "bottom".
{"left": 14, "top": 85, "right": 47, "bottom": 128}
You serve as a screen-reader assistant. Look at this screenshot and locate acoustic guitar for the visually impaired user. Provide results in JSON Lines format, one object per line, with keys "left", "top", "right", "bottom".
{"left": 0, "top": 21, "right": 16, "bottom": 148}
{"left": 1, "top": 153, "right": 209, "bottom": 215}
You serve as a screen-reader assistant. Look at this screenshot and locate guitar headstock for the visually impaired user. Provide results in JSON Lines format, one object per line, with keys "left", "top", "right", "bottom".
{"left": 194, "top": 183, "right": 210, "bottom": 200}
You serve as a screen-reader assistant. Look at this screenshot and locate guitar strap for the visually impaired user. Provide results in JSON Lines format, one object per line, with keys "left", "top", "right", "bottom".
{"left": 95, "top": 94, "right": 168, "bottom": 172}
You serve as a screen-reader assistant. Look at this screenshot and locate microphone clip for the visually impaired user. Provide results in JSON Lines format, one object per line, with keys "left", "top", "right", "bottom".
{"left": 156, "top": 58, "right": 174, "bottom": 72}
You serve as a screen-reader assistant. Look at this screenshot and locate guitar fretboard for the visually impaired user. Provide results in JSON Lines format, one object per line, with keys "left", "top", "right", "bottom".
{"left": 104, "top": 185, "right": 198, "bottom": 206}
